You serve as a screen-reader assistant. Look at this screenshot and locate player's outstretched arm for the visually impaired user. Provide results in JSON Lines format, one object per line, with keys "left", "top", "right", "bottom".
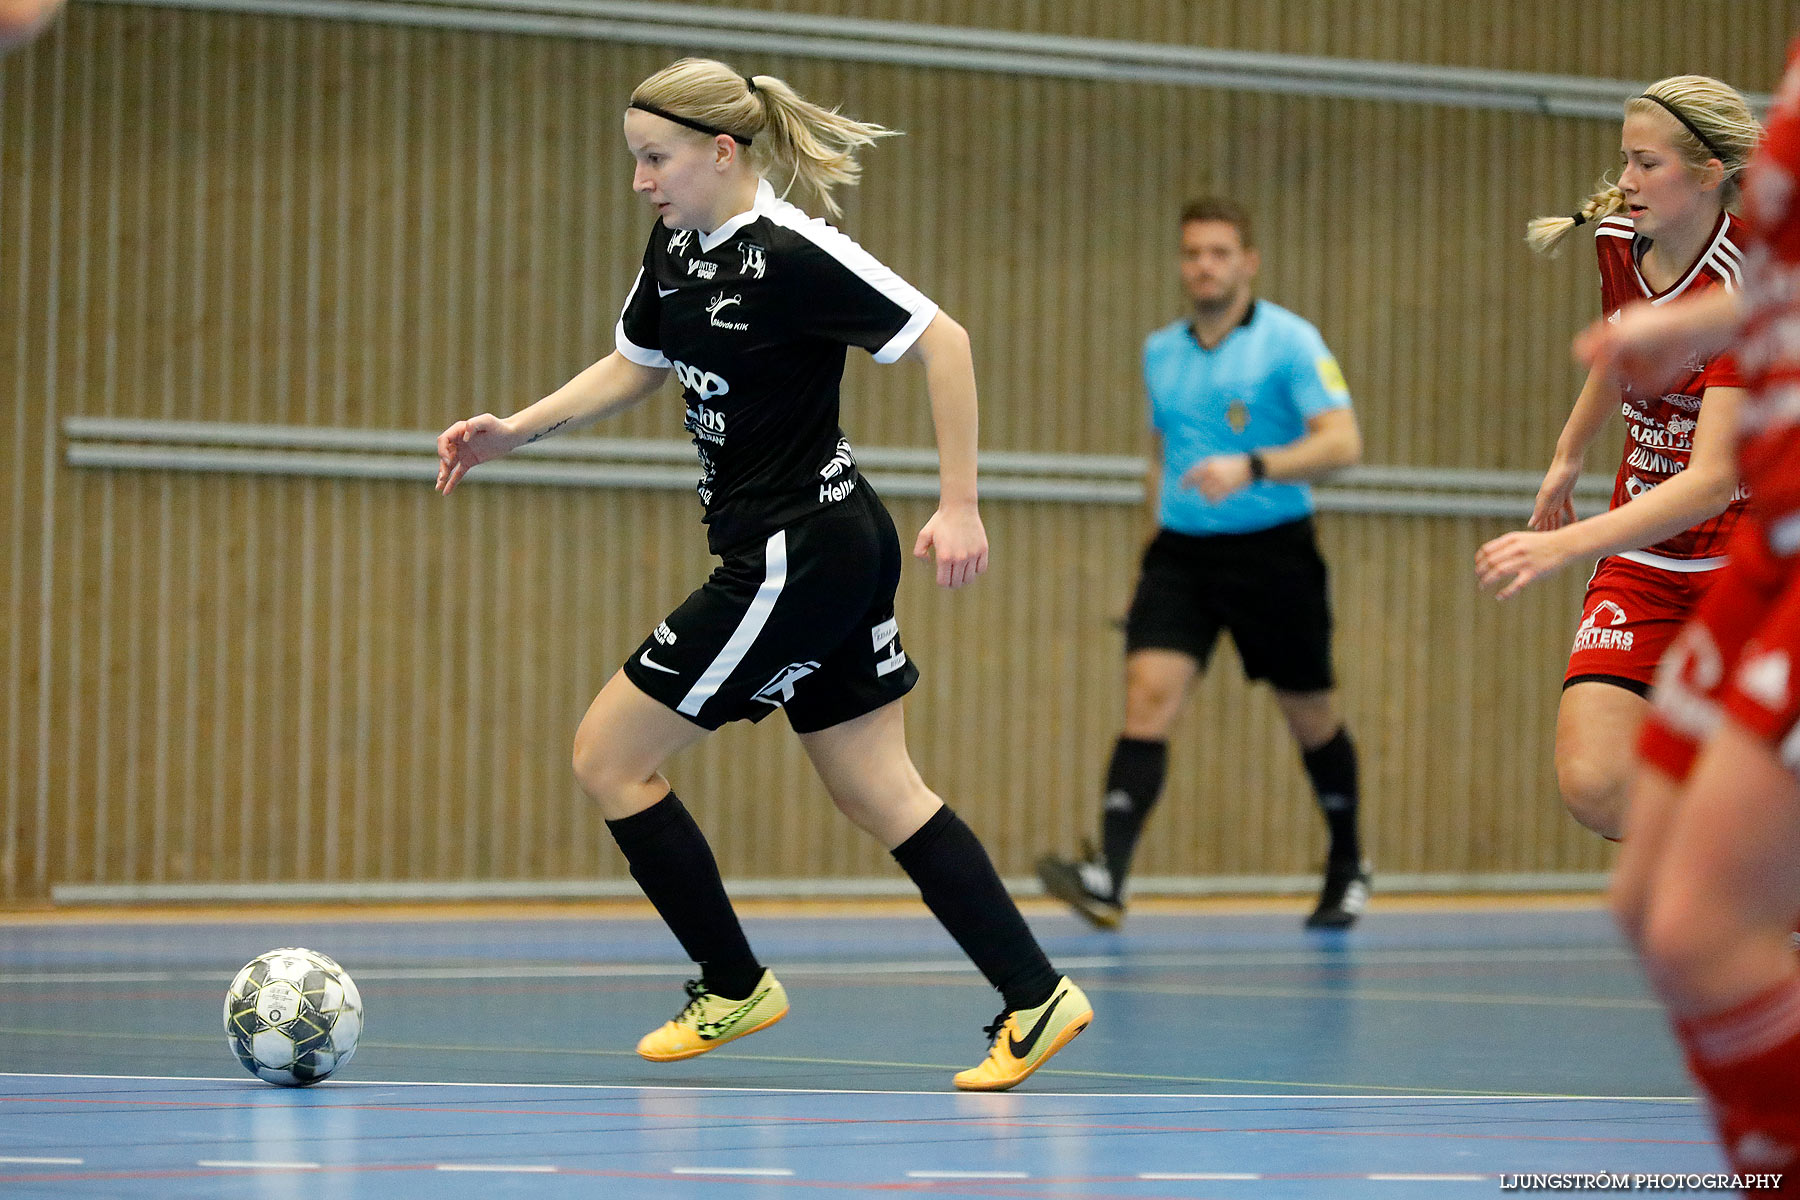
{"left": 1532, "top": 364, "right": 1619, "bottom": 533}
{"left": 436, "top": 352, "right": 667, "bottom": 494}
{"left": 1576, "top": 290, "right": 1746, "bottom": 399}
{"left": 1182, "top": 406, "right": 1361, "bottom": 502}
{"left": 1477, "top": 385, "right": 1743, "bottom": 600}
{"left": 904, "top": 311, "right": 988, "bottom": 589}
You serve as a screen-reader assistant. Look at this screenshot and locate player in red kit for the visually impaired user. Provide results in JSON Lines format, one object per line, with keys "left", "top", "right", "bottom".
{"left": 0, "top": 0, "right": 64, "bottom": 51}
{"left": 1477, "top": 75, "right": 1761, "bottom": 841}
{"left": 1593, "top": 37, "right": 1800, "bottom": 1187}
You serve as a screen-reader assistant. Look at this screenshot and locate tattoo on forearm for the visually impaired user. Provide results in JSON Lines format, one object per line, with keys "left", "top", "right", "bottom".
{"left": 526, "top": 417, "right": 572, "bottom": 445}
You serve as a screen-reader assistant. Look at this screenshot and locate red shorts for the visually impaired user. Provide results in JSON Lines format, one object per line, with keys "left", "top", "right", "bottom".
{"left": 1640, "top": 523, "right": 1800, "bottom": 780}
{"left": 1564, "top": 555, "right": 1719, "bottom": 696}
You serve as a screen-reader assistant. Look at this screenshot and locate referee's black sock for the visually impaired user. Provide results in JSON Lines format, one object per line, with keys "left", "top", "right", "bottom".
{"left": 1301, "top": 727, "right": 1362, "bottom": 868}
{"left": 1099, "top": 737, "right": 1168, "bottom": 899}
{"left": 892, "top": 805, "right": 1061, "bottom": 1013}
{"left": 605, "top": 792, "right": 765, "bottom": 1001}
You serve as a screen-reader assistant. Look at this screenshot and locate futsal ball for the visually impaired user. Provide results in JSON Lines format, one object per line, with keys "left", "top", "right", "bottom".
{"left": 223, "top": 947, "right": 363, "bottom": 1086}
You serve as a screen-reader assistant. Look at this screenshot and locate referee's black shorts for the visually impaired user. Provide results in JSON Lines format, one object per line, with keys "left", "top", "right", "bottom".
{"left": 621, "top": 479, "right": 920, "bottom": 734}
{"left": 1123, "top": 516, "right": 1336, "bottom": 693}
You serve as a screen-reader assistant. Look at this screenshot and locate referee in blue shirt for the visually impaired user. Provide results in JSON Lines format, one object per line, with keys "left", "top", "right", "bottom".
{"left": 1038, "top": 198, "right": 1371, "bottom": 930}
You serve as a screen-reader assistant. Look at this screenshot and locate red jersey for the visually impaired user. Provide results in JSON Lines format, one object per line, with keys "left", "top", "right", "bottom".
{"left": 1737, "top": 37, "right": 1800, "bottom": 540}
{"left": 1595, "top": 211, "right": 1749, "bottom": 566}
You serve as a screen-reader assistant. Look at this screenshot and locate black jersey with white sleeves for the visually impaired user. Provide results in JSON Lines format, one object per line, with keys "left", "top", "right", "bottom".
{"left": 616, "top": 179, "right": 940, "bottom": 553}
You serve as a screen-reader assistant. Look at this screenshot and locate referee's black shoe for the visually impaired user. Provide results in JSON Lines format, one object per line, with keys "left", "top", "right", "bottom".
{"left": 1035, "top": 847, "right": 1125, "bottom": 930}
{"left": 1305, "top": 860, "right": 1372, "bottom": 930}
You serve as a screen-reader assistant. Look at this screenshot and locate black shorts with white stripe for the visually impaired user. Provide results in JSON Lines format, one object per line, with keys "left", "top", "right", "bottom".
{"left": 621, "top": 480, "right": 920, "bottom": 734}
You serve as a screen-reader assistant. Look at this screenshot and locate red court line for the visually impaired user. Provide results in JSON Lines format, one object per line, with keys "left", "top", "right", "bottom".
{"left": 0, "top": 1092, "right": 1710, "bottom": 1145}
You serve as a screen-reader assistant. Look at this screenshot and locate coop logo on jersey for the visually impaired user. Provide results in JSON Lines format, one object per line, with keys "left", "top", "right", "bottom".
{"left": 1574, "top": 600, "right": 1633, "bottom": 653}
{"left": 738, "top": 241, "right": 766, "bottom": 279}
{"left": 707, "top": 292, "right": 749, "bottom": 331}
{"left": 673, "top": 359, "right": 730, "bottom": 402}
{"left": 753, "top": 661, "right": 822, "bottom": 706}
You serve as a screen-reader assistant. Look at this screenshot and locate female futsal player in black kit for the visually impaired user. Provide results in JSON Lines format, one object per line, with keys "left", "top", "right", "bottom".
{"left": 436, "top": 57, "right": 1091, "bottom": 1091}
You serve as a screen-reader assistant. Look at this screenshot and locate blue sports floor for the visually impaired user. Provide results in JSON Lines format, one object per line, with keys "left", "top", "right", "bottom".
{"left": 0, "top": 901, "right": 1723, "bottom": 1197}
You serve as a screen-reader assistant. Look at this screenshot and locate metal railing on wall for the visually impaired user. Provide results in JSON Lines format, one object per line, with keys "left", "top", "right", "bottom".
{"left": 62, "top": 416, "right": 1614, "bottom": 519}
{"left": 84, "top": 0, "right": 1773, "bottom": 119}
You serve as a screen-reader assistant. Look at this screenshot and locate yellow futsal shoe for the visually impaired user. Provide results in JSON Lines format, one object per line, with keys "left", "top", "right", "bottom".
{"left": 953, "top": 977, "right": 1092, "bottom": 1092}
{"left": 636, "top": 971, "right": 789, "bottom": 1063}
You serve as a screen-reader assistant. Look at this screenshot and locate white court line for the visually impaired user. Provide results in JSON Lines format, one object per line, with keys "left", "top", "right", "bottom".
{"left": 0, "top": 1156, "right": 84, "bottom": 1165}
{"left": 196, "top": 1160, "right": 319, "bottom": 1170}
{"left": 435, "top": 1164, "right": 557, "bottom": 1173}
{"left": 1141, "top": 1173, "right": 1261, "bottom": 1181}
{"left": 0, "top": 946, "right": 1636, "bottom": 985}
{"left": 672, "top": 1167, "right": 796, "bottom": 1177}
{"left": 0, "top": 1072, "right": 1701, "bottom": 1104}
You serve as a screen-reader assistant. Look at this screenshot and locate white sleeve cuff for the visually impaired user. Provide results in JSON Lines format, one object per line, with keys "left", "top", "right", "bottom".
{"left": 615, "top": 322, "right": 672, "bottom": 369}
{"left": 872, "top": 301, "right": 939, "bottom": 364}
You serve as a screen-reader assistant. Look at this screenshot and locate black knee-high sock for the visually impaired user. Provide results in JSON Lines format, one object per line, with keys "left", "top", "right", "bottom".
{"left": 605, "top": 792, "right": 764, "bottom": 1000}
{"left": 1301, "top": 727, "right": 1361, "bottom": 868}
{"left": 1100, "top": 737, "right": 1168, "bottom": 897}
{"left": 892, "top": 806, "right": 1061, "bottom": 1013}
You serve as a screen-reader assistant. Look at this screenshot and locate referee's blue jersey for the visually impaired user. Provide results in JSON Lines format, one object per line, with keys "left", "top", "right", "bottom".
{"left": 1145, "top": 299, "right": 1352, "bottom": 536}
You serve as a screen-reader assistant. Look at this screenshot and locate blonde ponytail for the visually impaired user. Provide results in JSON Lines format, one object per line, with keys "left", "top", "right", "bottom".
{"left": 629, "top": 57, "right": 899, "bottom": 219}
{"left": 1525, "top": 186, "right": 1627, "bottom": 257}
{"left": 1526, "top": 74, "right": 1761, "bottom": 258}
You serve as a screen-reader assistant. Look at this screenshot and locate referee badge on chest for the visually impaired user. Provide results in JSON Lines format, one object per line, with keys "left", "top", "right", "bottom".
{"left": 1226, "top": 399, "right": 1250, "bottom": 435}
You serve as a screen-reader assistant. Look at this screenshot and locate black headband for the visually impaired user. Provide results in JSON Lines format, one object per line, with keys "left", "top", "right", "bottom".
{"left": 1639, "top": 93, "right": 1727, "bottom": 163}
{"left": 628, "top": 100, "right": 752, "bottom": 146}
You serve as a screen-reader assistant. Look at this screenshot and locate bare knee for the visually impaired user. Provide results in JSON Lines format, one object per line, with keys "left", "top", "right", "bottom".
{"left": 572, "top": 726, "right": 663, "bottom": 821}
{"left": 1274, "top": 689, "right": 1340, "bottom": 750}
{"left": 829, "top": 765, "right": 940, "bottom": 849}
{"left": 1557, "top": 751, "right": 1627, "bottom": 839}
{"left": 1122, "top": 658, "right": 1194, "bottom": 739}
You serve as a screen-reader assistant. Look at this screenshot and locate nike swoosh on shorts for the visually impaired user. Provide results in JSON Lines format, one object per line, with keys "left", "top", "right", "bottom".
{"left": 639, "top": 650, "right": 679, "bottom": 675}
